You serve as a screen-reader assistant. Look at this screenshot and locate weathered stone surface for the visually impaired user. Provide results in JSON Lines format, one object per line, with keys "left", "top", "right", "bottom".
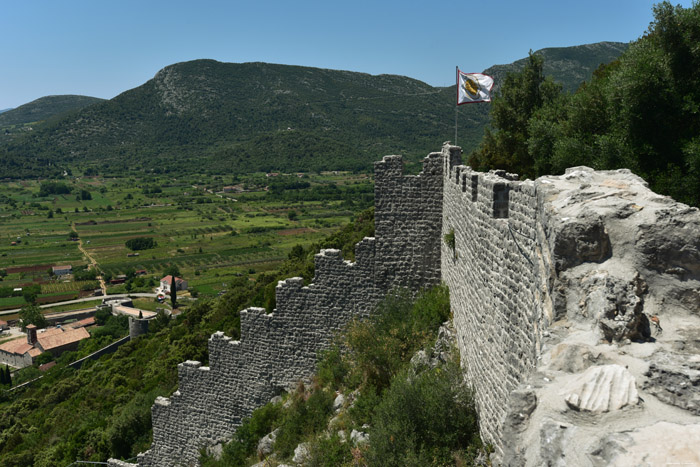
{"left": 581, "top": 272, "right": 649, "bottom": 342}
{"left": 637, "top": 209, "right": 700, "bottom": 280}
{"left": 350, "top": 429, "right": 370, "bottom": 446}
{"left": 565, "top": 364, "right": 639, "bottom": 412}
{"left": 257, "top": 428, "right": 279, "bottom": 459}
{"left": 644, "top": 350, "right": 700, "bottom": 415}
{"left": 500, "top": 388, "right": 538, "bottom": 463}
{"left": 589, "top": 422, "right": 700, "bottom": 466}
{"left": 551, "top": 209, "right": 611, "bottom": 272}
{"left": 538, "top": 419, "right": 574, "bottom": 467}
{"left": 292, "top": 442, "right": 310, "bottom": 464}
{"left": 548, "top": 343, "right": 601, "bottom": 373}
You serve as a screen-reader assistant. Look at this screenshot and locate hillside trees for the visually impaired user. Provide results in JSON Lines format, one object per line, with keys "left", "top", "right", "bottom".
{"left": 19, "top": 304, "right": 47, "bottom": 330}
{"left": 473, "top": 2, "right": 700, "bottom": 206}
{"left": 469, "top": 52, "right": 561, "bottom": 179}
{"left": 125, "top": 237, "right": 157, "bottom": 251}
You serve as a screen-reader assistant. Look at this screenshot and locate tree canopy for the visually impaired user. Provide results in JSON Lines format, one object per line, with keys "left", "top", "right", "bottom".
{"left": 469, "top": 1, "right": 700, "bottom": 207}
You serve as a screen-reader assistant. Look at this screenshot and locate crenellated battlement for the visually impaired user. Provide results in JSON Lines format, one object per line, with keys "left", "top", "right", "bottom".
{"left": 132, "top": 143, "right": 700, "bottom": 467}
{"left": 136, "top": 149, "right": 444, "bottom": 467}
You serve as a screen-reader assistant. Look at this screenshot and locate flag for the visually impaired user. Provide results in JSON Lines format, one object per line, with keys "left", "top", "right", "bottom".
{"left": 457, "top": 71, "right": 494, "bottom": 105}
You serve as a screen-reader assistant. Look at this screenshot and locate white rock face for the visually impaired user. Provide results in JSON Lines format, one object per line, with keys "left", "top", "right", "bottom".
{"left": 589, "top": 422, "right": 700, "bottom": 466}
{"left": 292, "top": 442, "right": 310, "bottom": 464}
{"left": 333, "top": 393, "right": 345, "bottom": 412}
{"left": 257, "top": 428, "right": 279, "bottom": 459}
{"left": 350, "top": 429, "right": 370, "bottom": 445}
{"left": 565, "top": 364, "right": 639, "bottom": 412}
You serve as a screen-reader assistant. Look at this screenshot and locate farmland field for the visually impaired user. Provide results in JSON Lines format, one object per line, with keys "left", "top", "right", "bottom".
{"left": 0, "top": 171, "right": 373, "bottom": 300}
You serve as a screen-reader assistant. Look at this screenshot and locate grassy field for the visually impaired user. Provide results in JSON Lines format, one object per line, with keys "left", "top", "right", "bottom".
{"left": 0, "top": 171, "right": 373, "bottom": 299}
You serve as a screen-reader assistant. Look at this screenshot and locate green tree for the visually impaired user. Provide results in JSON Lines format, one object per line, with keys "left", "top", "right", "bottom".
{"left": 125, "top": 237, "right": 156, "bottom": 250}
{"left": 469, "top": 52, "right": 561, "bottom": 179}
{"left": 19, "top": 304, "right": 48, "bottom": 329}
{"left": 170, "top": 275, "right": 177, "bottom": 308}
{"left": 526, "top": 2, "right": 700, "bottom": 206}
{"left": 165, "top": 264, "right": 181, "bottom": 278}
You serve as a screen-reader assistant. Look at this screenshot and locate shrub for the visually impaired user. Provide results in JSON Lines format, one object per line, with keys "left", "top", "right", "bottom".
{"left": 307, "top": 432, "right": 353, "bottom": 467}
{"left": 343, "top": 285, "right": 450, "bottom": 393}
{"left": 125, "top": 237, "right": 157, "bottom": 251}
{"left": 273, "top": 385, "right": 334, "bottom": 459}
{"left": 444, "top": 228, "right": 455, "bottom": 250}
{"left": 367, "top": 363, "right": 480, "bottom": 466}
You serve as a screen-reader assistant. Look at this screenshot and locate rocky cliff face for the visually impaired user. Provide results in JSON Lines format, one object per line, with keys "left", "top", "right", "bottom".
{"left": 462, "top": 165, "right": 700, "bottom": 465}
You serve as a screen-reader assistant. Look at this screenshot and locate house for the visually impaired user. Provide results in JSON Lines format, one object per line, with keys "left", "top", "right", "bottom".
{"left": 0, "top": 320, "right": 8, "bottom": 331}
{"left": 52, "top": 265, "right": 73, "bottom": 276}
{"left": 0, "top": 323, "right": 90, "bottom": 368}
{"left": 160, "top": 275, "right": 188, "bottom": 292}
{"left": 66, "top": 317, "right": 96, "bottom": 329}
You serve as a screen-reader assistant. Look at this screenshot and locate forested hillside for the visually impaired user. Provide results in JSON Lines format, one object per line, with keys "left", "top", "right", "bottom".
{"left": 0, "top": 43, "right": 624, "bottom": 179}
{"left": 0, "top": 95, "right": 104, "bottom": 129}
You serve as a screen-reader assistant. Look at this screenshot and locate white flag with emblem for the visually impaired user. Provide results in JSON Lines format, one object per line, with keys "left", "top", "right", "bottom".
{"left": 457, "top": 71, "right": 494, "bottom": 105}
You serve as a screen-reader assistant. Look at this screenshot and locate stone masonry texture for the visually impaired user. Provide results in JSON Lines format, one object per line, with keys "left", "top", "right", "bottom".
{"left": 135, "top": 153, "right": 444, "bottom": 466}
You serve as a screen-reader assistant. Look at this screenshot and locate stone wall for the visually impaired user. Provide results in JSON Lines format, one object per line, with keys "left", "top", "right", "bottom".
{"left": 136, "top": 154, "right": 444, "bottom": 466}
{"left": 441, "top": 154, "right": 552, "bottom": 453}
{"left": 130, "top": 142, "right": 700, "bottom": 465}
{"left": 441, "top": 144, "right": 700, "bottom": 463}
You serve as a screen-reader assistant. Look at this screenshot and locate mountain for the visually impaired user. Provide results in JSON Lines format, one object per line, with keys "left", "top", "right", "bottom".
{"left": 485, "top": 42, "right": 628, "bottom": 93}
{"left": 0, "top": 95, "right": 105, "bottom": 128}
{"left": 0, "top": 108, "right": 12, "bottom": 115}
{"left": 0, "top": 42, "right": 626, "bottom": 178}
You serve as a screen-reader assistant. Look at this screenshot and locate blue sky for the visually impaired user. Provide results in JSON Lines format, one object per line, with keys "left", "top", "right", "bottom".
{"left": 0, "top": 0, "right": 694, "bottom": 109}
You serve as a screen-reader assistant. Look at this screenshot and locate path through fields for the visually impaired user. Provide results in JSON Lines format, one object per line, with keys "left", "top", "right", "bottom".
{"left": 73, "top": 222, "right": 106, "bottom": 296}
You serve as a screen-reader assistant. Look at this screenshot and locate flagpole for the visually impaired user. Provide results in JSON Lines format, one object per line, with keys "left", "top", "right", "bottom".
{"left": 455, "top": 66, "right": 458, "bottom": 146}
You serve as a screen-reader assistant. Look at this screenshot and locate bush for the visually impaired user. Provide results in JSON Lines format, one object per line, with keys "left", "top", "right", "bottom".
{"left": 367, "top": 364, "right": 480, "bottom": 466}
{"left": 343, "top": 285, "right": 450, "bottom": 392}
{"left": 125, "top": 237, "right": 157, "bottom": 251}
{"left": 307, "top": 432, "right": 353, "bottom": 467}
{"left": 273, "top": 385, "right": 334, "bottom": 458}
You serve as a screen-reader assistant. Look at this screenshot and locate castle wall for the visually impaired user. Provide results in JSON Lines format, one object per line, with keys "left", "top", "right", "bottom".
{"left": 441, "top": 153, "right": 555, "bottom": 454}
{"left": 126, "top": 143, "right": 700, "bottom": 466}
{"left": 137, "top": 154, "right": 444, "bottom": 466}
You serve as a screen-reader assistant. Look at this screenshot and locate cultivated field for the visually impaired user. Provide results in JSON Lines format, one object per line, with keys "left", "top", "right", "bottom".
{"left": 0, "top": 171, "right": 373, "bottom": 303}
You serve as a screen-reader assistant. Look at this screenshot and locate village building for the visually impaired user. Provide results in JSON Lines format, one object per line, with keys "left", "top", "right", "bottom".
{"left": 160, "top": 275, "right": 188, "bottom": 292}
{"left": 52, "top": 265, "right": 73, "bottom": 276}
{"left": 0, "top": 323, "right": 91, "bottom": 369}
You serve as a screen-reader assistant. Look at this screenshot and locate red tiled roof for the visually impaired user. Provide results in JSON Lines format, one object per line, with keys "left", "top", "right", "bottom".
{"left": 37, "top": 327, "right": 90, "bottom": 351}
{"left": 0, "top": 337, "right": 33, "bottom": 356}
{"left": 39, "top": 361, "right": 57, "bottom": 371}
{"left": 160, "top": 275, "right": 184, "bottom": 284}
{"left": 28, "top": 348, "right": 42, "bottom": 357}
{"left": 67, "top": 317, "right": 96, "bottom": 329}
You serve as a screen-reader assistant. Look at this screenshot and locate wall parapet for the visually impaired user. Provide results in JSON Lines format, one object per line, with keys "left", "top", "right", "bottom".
{"left": 138, "top": 151, "right": 444, "bottom": 466}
